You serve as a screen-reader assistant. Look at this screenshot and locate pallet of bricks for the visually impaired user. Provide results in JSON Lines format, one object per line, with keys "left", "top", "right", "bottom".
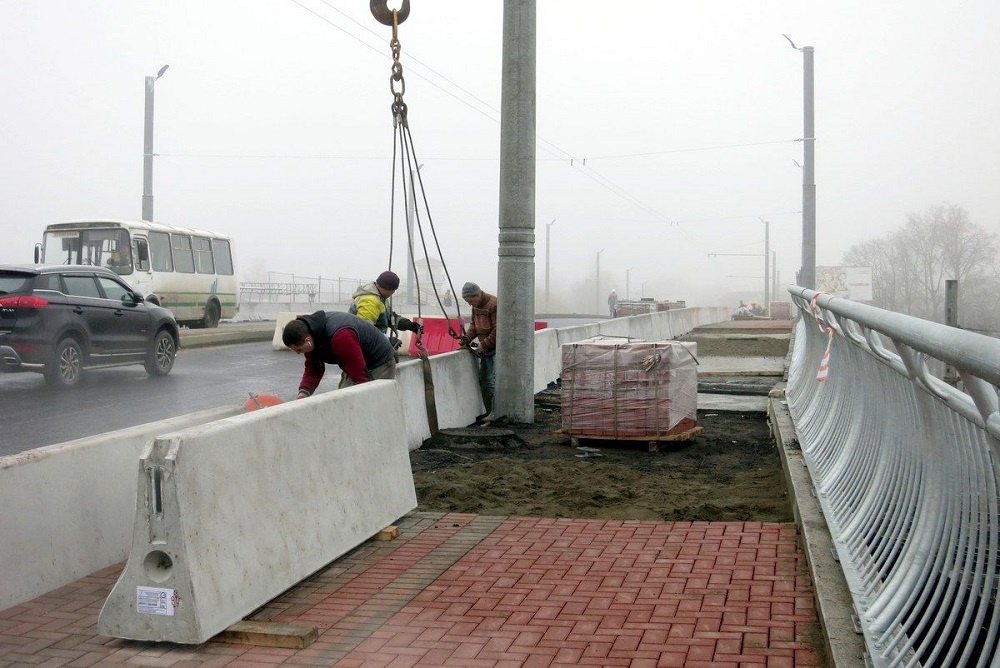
{"left": 560, "top": 337, "right": 701, "bottom": 451}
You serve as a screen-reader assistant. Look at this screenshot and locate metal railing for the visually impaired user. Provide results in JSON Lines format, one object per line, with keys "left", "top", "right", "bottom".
{"left": 786, "top": 287, "right": 1000, "bottom": 667}
{"left": 239, "top": 278, "right": 363, "bottom": 305}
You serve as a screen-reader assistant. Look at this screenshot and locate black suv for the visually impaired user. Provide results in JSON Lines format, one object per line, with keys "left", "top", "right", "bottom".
{"left": 0, "top": 265, "right": 180, "bottom": 388}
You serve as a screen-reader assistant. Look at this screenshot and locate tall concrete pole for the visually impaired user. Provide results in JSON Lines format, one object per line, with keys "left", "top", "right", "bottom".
{"left": 545, "top": 218, "right": 555, "bottom": 312}
{"left": 142, "top": 65, "right": 168, "bottom": 222}
{"left": 493, "top": 0, "right": 536, "bottom": 423}
{"left": 801, "top": 46, "right": 816, "bottom": 289}
{"left": 405, "top": 164, "right": 423, "bottom": 306}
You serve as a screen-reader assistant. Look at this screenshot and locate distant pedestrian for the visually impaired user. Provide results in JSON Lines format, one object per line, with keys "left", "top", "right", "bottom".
{"left": 282, "top": 310, "right": 396, "bottom": 397}
{"left": 608, "top": 289, "right": 618, "bottom": 317}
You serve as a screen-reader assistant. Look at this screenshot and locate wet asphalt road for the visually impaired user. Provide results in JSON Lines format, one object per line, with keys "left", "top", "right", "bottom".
{"left": 0, "top": 339, "right": 331, "bottom": 457}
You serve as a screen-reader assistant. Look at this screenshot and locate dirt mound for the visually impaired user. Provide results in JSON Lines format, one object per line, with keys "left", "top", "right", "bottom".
{"left": 411, "top": 402, "right": 792, "bottom": 523}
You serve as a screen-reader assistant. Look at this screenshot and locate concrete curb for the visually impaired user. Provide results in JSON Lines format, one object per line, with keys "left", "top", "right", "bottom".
{"left": 769, "top": 386, "right": 866, "bottom": 667}
{"left": 179, "top": 322, "right": 276, "bottom": 349}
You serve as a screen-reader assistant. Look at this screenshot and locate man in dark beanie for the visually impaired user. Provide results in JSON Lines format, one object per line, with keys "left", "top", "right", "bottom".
{"left": 460, "top": 281, "right": 498, "bottom": 415}
{"left": 349, "top": 270, "right": 421, "bottom": 344}
{"left": 282, "top": 311, "right": 396, "bottom": 397}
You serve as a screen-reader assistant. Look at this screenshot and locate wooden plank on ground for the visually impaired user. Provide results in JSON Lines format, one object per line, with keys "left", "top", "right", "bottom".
{"left": 217, "top": 620, "right": 318, "bottom": 648}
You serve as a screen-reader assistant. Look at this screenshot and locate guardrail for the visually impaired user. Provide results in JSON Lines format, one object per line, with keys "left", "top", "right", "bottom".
{"left": 786, "top": 286, "right": 1000, "bottom": 666}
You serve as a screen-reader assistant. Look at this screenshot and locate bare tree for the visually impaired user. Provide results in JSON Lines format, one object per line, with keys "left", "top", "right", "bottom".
{"left": 842, "top": 203, "right": 999, "bottom": 331}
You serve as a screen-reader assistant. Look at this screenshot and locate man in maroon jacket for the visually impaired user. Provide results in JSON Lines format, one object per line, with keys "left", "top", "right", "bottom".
{"left": 282, "top": 310, "right": 396, "bottom": 399}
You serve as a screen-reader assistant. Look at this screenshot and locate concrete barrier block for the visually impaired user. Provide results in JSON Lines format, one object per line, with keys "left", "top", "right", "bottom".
{"left": 97, "top": 380, "right": 416, "bottom": 644}
{"left": 272, "top": 311, "right": 305, "bottom": 351}
{"left": 396, "top": 357, "right": 432, "bottom": 450}
{"left": 430, "top": 350, "right": 487, "bottom": 428}
{"left": 533, "top": 329, "right": 562, "bottom": 393}
{"left": 0, "top": 405, "right": 243, "bottom": 612}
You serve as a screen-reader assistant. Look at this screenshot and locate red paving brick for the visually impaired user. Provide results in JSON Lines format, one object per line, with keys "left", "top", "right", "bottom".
{"left": 0, "top": 512, "right": 822, "bottom": 666}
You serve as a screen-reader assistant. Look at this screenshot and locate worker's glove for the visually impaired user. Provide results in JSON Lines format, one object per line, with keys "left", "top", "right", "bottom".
{"left": 389, "top": 336, "right": 403, "bottom": 351}
{"left": 458, "top": 334, "right": 471, "bottom": 347}
{"left": 396, "top": 316, "right": 422, "bottom": 333}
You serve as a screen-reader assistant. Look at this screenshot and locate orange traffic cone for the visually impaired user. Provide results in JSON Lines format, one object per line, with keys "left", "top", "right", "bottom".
{"left": 244, "top": 392, "right": 284, "bottom": 411}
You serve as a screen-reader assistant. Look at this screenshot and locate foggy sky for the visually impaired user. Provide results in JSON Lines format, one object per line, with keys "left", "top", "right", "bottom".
{"left": 2, "top": 1, "right": 998, "bottom": 312}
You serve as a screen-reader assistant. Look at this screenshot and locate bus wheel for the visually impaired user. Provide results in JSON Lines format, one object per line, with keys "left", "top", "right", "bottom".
{"left": 202, "top": 301, "right": 221, "bottom": 329}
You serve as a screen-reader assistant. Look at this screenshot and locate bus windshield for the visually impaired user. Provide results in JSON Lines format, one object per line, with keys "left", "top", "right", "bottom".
{"left": 42, "top": 228, "right": 133, "bottom": 275}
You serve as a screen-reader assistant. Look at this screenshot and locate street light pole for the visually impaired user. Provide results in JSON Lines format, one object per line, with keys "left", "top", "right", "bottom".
{"left": 784, "top": 35, "right": 815, "bottom": 289}
{"left": 761, "top": 219, "right": 770, "bottom": 313}
{"left": 545, "top": 218, "right": 556, "bottom": 312}
{"left": 595, "top": 249, "right": 605, "bottom": 314}
{"left": 142, "top": 65, "right": 169, "bottom": 222}
{"left": 626, "top": 268, "right": 632, "bottom": 301}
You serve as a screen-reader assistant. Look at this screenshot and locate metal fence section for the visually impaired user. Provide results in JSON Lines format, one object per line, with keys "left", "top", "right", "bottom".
{"left": 786, "top": 287, "right": 1000, "bottom": 667}
{"left": 239, "top": 278, "right": 363, "bottom": 306}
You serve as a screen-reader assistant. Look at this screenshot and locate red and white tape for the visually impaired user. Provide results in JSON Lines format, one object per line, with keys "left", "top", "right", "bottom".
{"left": 809, "top": 293, "right": 835, "bottom": 382}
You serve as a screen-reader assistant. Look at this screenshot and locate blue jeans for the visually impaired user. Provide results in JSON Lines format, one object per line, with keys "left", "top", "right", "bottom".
{"left": 481, "top": 355, "right": 495, "bottom": 397}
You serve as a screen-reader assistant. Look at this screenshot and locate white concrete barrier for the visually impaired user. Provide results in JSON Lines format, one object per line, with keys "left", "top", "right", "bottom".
{"left": 97, "top": 380, "right": 416, "bottom": 644}
{"left": 0, "top": 406, "right": 243, "bottom": 611}
{"left": 271, "top": 311, "right": 303, "bottom": 350}
{"left": 2, "top": 307, "right": 731, "bottom": 618}
{"left": 396, "top": 357, "right": 432, "bottom": 450}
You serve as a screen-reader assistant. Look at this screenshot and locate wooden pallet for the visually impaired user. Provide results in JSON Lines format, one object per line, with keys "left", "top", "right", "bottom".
{"left": 563, "top": 424, "right": 704, "bottom": 452}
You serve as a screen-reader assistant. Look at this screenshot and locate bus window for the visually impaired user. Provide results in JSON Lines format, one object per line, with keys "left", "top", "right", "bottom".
{"left": 192, "top": 237, "right": 215, "bottom": 274}
{"left": 172, "top": 235, "right": 195, "bottom": 273}
{"left": 148, "top": 232, "right": 173, "bottom": 272}
{"left": 134, "top": 238, "right": 151, "bottom": 272}
{"left": 211, "top": 239, "right": 234, "bottom": 275}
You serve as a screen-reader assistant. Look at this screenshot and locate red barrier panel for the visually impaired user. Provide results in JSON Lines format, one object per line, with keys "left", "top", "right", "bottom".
{"left": 407, "top": 318, "right": 549, "bottom": 356}
{"left": 409, "top": 317, "right": 464, "bottom": 357}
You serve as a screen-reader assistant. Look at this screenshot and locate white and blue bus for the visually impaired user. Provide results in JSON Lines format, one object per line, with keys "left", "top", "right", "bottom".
{"left": 36, "top": 220, "right": 239, "bottom": 328}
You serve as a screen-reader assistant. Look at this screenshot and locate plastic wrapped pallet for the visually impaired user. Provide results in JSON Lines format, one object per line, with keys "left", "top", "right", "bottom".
{"left": 561, "top": 337, "right": 698, "bottom": 440}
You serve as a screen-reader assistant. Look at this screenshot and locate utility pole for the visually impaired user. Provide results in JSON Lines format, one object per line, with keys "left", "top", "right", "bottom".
{"left": 142, "top": 64, "right": 169, "bottom": 222}
{"left": 762, "top": 219, "right": 770, "bottom": 314}
{"left": 405, "top": 163, "right": 423, "bottom": 306}
{"left": 784, "top": 36, "right": 815, "bottom": 289}
{"left": 545, "top": 218, "right": 555, "bottom": 312}
{"left": 595, "top": 249, "right": 605, "bottom": 314}
{"left": 943, "top": 280, "right": 960, "bottom": 385}
{"left": 802, "top": 45, "right": 816, "bottom": 290}
{"left": 493, "top": 0, "right": 536, "bottom": 423}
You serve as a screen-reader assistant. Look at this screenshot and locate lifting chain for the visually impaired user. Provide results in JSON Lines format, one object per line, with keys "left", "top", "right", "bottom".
{"left": 370, "top": 0, "right": 410, "bottom": 126}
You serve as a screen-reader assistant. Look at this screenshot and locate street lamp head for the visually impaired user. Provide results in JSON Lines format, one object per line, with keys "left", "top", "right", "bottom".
{"left": 156, "top": 64, "right": 169, "bottom": 79}
{"left": 781, "top": 34, "right": 800, "bottom": 51}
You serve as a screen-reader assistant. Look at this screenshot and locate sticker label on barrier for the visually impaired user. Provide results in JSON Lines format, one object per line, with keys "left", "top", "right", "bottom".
{"left": 136, "top": 586, "right": 175, "bottom": 616}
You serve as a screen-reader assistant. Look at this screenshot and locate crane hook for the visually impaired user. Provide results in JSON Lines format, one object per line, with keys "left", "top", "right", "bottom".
{"left": 371, "top": 0, "right": 410, "bottom": 26}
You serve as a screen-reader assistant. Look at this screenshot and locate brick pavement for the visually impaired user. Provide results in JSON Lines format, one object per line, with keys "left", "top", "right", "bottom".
{"left": 0, "top": 512, "right": 822, "bottom": 667}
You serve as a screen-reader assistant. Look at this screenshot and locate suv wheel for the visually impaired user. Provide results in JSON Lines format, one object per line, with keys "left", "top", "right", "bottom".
{"left": 45, "top": 338, "right": 84, "bottom": 388}
{"left": 145, "top": 330, "right": 176, "bottom": 376}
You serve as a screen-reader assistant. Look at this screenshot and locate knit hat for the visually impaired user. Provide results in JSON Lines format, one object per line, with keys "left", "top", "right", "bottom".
{"left": 376, "top": 271, "right": 400, "bottom": 291}
{"left": 461, "top": 281, "right": 481, "bottom": 298}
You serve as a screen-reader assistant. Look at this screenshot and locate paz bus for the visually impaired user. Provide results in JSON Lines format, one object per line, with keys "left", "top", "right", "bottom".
{"left": 35, "top": 220, "right": 238, "bottom": 328}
